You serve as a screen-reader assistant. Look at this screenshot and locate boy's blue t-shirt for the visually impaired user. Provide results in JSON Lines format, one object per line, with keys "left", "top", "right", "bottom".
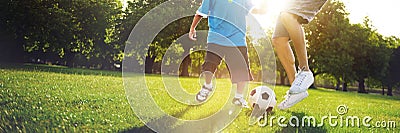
{"left": 197, "top": 0, "right": 254, "bottom": 47}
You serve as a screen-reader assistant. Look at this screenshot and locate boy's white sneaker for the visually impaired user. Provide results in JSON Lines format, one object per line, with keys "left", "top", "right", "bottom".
{"left": 196, "top": 85, "right": 213, "bottom": 103}
{"left": 232, "top": 97, "right": 250, "bottom": 108}
{"left": 289, "top": 70, "right": 314, "bottom": 94}
{"left": 278, "top": 91, "right": 308, "bottom": 110}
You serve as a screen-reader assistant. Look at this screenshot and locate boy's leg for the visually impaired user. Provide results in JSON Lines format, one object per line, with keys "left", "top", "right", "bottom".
{"left": 202, "top": 45, "right": 222, "bottom": 85}
{"left": 232, "top": 81, "right": 249, "bottom": 108}
{"left": 204, "top": 72, "right": 213, "bottom": 85}
{"left": 225, "top": 46, "right": 253, "bottom": 108}
{"left": 196, "top": 44, "right": 222, "bottom": 103}
{"left": 236, "top": 81, "right": 247, "bottom": 97}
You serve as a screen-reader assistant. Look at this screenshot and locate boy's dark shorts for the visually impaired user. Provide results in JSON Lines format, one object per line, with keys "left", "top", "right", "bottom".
{"left": 202, "top": 43, "right": 253, "bottom": 83}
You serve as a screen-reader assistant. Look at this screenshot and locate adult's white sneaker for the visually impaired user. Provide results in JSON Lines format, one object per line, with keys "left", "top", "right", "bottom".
{"left": 289, "top": 70, "right": 314, "bottom": 94}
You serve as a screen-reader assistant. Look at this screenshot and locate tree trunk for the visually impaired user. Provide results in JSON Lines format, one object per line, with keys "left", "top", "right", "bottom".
{"left": 381, "top": 82, "right": 385, "bottom": 95}
{"left": 310, "top": 83, "right": 316, "bottom": 89}
{"left": 342, "top": 82, "right": 348, "bottom": 91}
{"left": 180, "top": 55, "right": 191, "bottom": 77}
{"left": 342, "top": 73, "right": 347, "bottom": 91}
{"left": 382, "top": 86, "right": 385, "bottom": 95}
{"left": 309, "top": 68, "right": 316, "bottom": 89}
{"left": 335, "top": 78, "right": 341, "bottom": 90}
{"left": 64, "top": 50, "right": 75, "bottom": 67}
{"left": 145, "top": 55, "right": 155, "bottom": 74}
{"left": 357, "top": 78, "right": 367, "bottom": 93}
{"left": 100, "top": 56, "right": 113, "bottom": 70}
{"left": 279, "top": 71, "right": 286, "bottom": 85}
{"left": 387, "top": 84, "right": 393, "bottom": 96}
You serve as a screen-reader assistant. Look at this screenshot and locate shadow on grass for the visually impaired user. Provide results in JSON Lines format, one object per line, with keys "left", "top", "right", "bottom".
{"left": 121, "top": 104, "right": 242, "bottom": 133}
{"left": 120, "top": 106, "right": 192, "bottom": 133}
{"left": 276, "top": 112, "right": 327, "bottom": 133}
{"left": 0, "top": 63, "right": 121, "bottom": 77}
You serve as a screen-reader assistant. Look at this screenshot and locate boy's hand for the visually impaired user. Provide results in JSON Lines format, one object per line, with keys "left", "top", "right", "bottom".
{"left": 189, "top": 14, "right": 202, "bottom": 41}
{"left": 189, "top": 29, "right": 197, "bottom": 41}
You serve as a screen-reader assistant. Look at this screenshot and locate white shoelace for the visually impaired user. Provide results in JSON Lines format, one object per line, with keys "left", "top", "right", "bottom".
{"left": 282, "top": 91, "right": 291, "bottom": 104}
{"left": 293, "top": 74, "right": 307, "bottom": 86}
{"left": 293, "top": 67, "right": 307, "bottom": 86}
{"left": 199, "top": 88, "right": 210, "bottom": 97}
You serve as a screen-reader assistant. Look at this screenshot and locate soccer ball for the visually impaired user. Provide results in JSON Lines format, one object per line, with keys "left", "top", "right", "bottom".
{"left": 248, "top": 86, "right": 277, "bottom": 113}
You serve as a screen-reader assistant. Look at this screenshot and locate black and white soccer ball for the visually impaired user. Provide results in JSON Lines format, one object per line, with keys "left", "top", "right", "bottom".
{"left": 248, "top": 86, "right": 277, "bottom": 113}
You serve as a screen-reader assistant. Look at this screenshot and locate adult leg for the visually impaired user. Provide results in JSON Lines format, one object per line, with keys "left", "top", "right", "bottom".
{"left": 274, "top": 12, "right": 313, "bottom": 110}
{"left": 279, "top": 12, "right": 310, "bottom": 72}
{"left": 272, "top": 37, "right": 297, "bottom": 84}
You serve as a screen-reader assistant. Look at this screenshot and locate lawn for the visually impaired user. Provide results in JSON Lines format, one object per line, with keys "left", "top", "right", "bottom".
{"left": 0, "top": 64, "right": 399, "bottom": 132}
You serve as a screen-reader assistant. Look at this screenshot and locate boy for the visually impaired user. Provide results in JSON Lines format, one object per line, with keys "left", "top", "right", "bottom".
{"left": 272, "top": 0, "right": 327, "bottom": 110}
{"left": 189, "top": 0, "right": 266, "bottom": 107}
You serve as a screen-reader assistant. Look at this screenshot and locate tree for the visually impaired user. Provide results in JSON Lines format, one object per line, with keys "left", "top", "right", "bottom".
{"left": 121, "top": 0, "right": 206, "bottom": 74}
{"left": 350, "top": 17, "right": 393, "bottom": 94}
{"left": 0, "top": 0, "right": 123, "bottom": 69}
{"left": 0, "top": 0, "right": 65, "bottom": 63}
{"left": 304, "top": 0, "right": 354, "bottom": 91}
{"left": 0, "top": 0, "right": 25, "bottom": 63}
{"left": 304, "top": 1, "right": 396, "bottom": 94}
{"left": 366, "top": 35, "right": 396, "bottom": 95}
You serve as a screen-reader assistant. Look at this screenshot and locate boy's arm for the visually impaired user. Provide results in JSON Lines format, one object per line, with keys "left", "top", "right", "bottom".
{"left": 189, "top": 14, "right": 202, "bottom": 41}
{"left": 250, "top": 0, "right": 268, "bottom": 14}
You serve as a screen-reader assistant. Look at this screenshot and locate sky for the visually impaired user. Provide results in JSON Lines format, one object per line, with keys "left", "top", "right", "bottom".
{"left": 121, "top": 0, "right": 400, "bottom": 37}
{"left": 342, "top": 0, "right": 400, "bottom": 37}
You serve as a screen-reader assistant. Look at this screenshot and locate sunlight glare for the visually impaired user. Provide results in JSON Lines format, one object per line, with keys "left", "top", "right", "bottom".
{"left": 252, "top": 0, "right": 286, "bottom": 29}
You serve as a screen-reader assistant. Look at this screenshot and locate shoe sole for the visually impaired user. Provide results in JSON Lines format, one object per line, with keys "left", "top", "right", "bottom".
{"left": 278, "top": 91, "right": 309, "bottom": 110}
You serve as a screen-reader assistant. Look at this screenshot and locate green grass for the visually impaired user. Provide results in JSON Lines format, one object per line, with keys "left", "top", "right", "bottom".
{"left": 1, "top": 64, "right": 399, "bottom": 132}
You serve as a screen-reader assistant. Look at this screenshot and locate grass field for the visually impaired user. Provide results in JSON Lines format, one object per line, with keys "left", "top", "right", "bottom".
{"left": 1, "top": 64, "right": 399, "bottom": 132}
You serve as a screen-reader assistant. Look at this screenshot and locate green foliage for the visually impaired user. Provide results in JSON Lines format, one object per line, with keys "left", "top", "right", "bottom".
{"left": 0, "top": 0, "right": 124, "bottom": 69}
{"left": 305, "top": 0, "right": 354, "bottom": 84}
{"left": 120, "top": 0, "right": 206, "bottom": 73}
{"left": 304, "top": 0, "right": 400, "bottom": 92}
{"left": 188, "top": 50, "right": 203, "bottom": 76}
